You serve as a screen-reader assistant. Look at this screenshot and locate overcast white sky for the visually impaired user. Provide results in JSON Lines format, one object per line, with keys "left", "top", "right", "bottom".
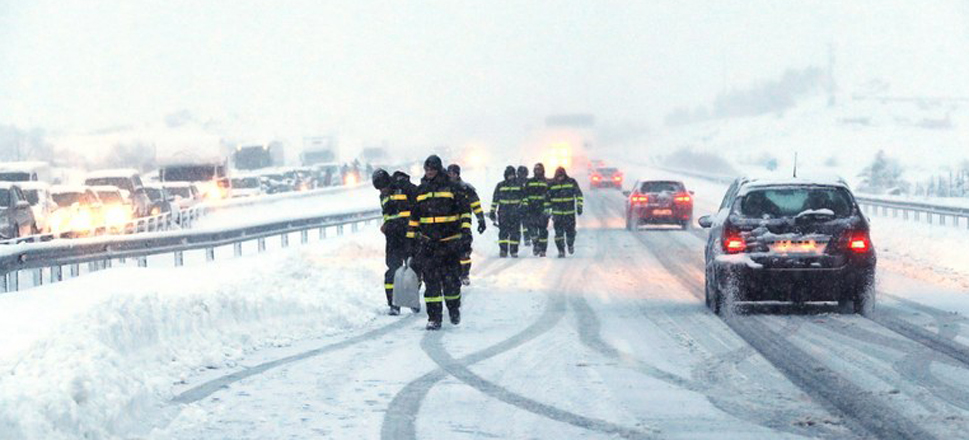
{"left": 1, "top": 0, "right": 967, "bottom": 151}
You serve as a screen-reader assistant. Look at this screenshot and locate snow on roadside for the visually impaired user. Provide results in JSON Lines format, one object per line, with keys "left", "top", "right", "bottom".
{"left": 195, "top": 185, "right": 375, "bottom": 231}
{"left": 0, "top": 229, "right": 387, "bottom": 440}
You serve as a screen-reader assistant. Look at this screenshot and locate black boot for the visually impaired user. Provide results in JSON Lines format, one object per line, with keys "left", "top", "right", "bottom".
{"left": 388, "top": 305, "right": 401, "bottom": 316}
{"left": 499, "top": 250, "right": 508, "bottom": 258}
{"left": 568, "top": 244, "right": 575, "bottom": 255}
{"left": 449, "top": 309, "right": 461, "bottom": 325}
{"left": 426, "top": 319, "right": 442, "bottom": 330}
{"left": 558, "top": 249, "right": 566, "bottom": 258}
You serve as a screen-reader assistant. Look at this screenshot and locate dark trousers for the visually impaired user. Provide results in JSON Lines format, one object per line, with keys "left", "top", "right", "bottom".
{"left": 498, "top": 210, "right": 522, "bottom": 255}
{"left": 460, "top": 244, "right": 472, "bottom": 278}
{"left": 553, "top": 214, "right": 576, "bottom": 252}
{"left": 419, "top": 244, "right": 462, "bottom": 321}
{"left": 384, "top": 232, "right": 408, "bottom": 306}
{"left": 526, "top": 211, "right": 549, "bottom": 253}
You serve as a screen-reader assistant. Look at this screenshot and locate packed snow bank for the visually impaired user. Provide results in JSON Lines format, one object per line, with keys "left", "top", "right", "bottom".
{"left": 0, "top": 230, "right": 387, "bottom": 440}
{"left": 195, "top": 184, "right": 375, "bottom": 231}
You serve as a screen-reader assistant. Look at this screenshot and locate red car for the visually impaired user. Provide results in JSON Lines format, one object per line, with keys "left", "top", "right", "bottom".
{"left": 624, "top": 180, "right": 694, "bottom": 230}
{"left": 590, "top": 167, "right": 623, "bottom": 189}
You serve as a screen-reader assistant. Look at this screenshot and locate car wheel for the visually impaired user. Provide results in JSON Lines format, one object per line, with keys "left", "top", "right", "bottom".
{"left": 681, "top": 220, "right": 690, "bottom": 230}
{"left": 837, "top": 297, "right": 854, "bottom": 314}
{"left": 853, "top": 285, "right": 875, "bottom": 316}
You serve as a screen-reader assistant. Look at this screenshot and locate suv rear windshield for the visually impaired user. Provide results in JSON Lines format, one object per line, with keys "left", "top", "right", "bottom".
{"left": 97, "top": 191, "right": 123, "bottom": 204}
{"left": 162, "top": 165, "right": 224, "bottom": 182}
{"left": 0, "top": 172, "right": 31, "bottom": 182}
{"left": 639, "top": 181, "right": 684, "bottom": 193}
{"left": 596, "top": 168, "right": 618, "bottom": 175}
{"left": 232, "top": 177, "right": 260, "bottom": 188}
{"left": 22, "top": 189, "right": 41, "bottom": 205}
{"left": 739, "top": 187, "right": 854, "bottom": 219}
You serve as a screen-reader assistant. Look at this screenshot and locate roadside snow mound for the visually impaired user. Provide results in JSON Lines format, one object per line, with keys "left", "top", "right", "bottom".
{"left": 0, "top": 234, "right": 385, "bottom": 440}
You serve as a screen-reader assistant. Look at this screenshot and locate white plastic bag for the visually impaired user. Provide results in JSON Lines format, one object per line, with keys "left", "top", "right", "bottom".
{"left": 392, "top": 258, "right": 421, "bottom": 311}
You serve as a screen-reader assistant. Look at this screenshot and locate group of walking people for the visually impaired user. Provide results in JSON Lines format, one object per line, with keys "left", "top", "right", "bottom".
{"left": 372, "top": 155, "right": 583, "bottom": 331}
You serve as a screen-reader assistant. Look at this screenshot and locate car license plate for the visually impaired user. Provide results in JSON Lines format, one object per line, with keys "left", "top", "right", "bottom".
{"left": 652, "top": 209, "right": 672, "bottom": 216}
{"left": 769, "top": 240, "right": 828, "bottom": 254}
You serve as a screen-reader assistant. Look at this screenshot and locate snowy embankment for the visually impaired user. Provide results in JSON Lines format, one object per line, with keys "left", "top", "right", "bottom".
{"left": 0, "top": 229, "right": 387, "bottom": 440}
{"left": 197, "top": 184, "right": 374, "bottom": 231}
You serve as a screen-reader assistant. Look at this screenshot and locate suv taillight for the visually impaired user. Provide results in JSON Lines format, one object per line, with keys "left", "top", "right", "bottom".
{"left": 847, "top": 231, "right": 871, "bottom": 253}
{"left": 674, "top": 193, "right": 692, "bottom": 203}
{"left": 631, "top": 193, "right": 649, "bottom": 203}
{"left": 722, "top": 228, "right": 747, "bottom": 254}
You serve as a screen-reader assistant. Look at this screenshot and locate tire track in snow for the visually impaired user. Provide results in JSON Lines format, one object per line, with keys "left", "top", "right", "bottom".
{"left": 634, "top": 224, "right": 938, "bottom": 439}
{"left": 381, "top": 261, "right": 658, "bottom": 440}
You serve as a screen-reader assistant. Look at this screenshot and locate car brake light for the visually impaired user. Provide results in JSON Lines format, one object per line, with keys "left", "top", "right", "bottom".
{"left": 723, "top": 229, "right": 746, "bottom": 254}
{"left": 631, "top": 194, "right": 648, "bottom": 203}
{"left": 613, "top": 175, "right": 622, "bottom": 181}
{"left": 848, "top": 231, "right": 871, "bottom": 253}
{"left": 592, "top": 175, "right": 601, "bottom": 181}
{"left": 674, "top": 193, "right": 692, "bottom": 203}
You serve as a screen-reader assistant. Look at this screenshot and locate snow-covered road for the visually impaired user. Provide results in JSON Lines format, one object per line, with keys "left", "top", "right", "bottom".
{"left": 150, "top": 186, "right": 969, "bottom": 439}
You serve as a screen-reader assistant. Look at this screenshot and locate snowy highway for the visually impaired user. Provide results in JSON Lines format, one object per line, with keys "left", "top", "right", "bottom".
{"left": 147, "top": 182, "right": 969, "bottom": 440}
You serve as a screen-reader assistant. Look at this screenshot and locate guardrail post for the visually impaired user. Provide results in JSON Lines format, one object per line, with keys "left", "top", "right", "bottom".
{"left": 137, "top": 256, "right": 147, "bottom": 267}
{"left": 337, "top": 225, "right": 344, "bottom": 236}
{"left": 6, "top": 271, "right": 18, "bottom": 292}
{"left": 32, "top": 269, "right": 42, "bottom": 287}
{"left": 104, "top": 259, "right": 112, "bottom": 269}
{"left": 234, "top": 242, "right": 243, "bottom": 257}
{"left": 89, "top": 262, "right": 100, "bottom": 272}
{"left": 319, "top": 227, "right": 326, "bottom": 239}
{"left": 915, "top": 211, "right": 920, "bottom": 221}
{"left": 51, "top": 266, "right": 62, "bottom": 283}
{"left": 281, "top": 234, "right": 289, "bottom": 248}
{"left": 174, "top": 251, "right": 184, "bottom": 267}
{"left": 941, "top": 215, "right": 946, "bottom": 226}
{"left": 258, "top": 238, "right": 266, "bottom": 253}
{"left": 118, "top": 256, "right": 126, "bottom": 264}
{"left": 301, "top": 230, "right": 309, "bottom": 244}
{"left": 351, "top": 222, "right": 359, "bottom": 232}
{"left": 892, "top": 208, "right": 897, "bottom": 218}
{"left": 903, "top": 209, "right": 909, "bottom": 221}
{"left": 70, "top": 264, "right": 79, "bottom": 277}
{"left": 205, "top": 247, "right": 215, "bottom": 261}
{"left": 928, "top": 212, "right": 933, "bottom": 225}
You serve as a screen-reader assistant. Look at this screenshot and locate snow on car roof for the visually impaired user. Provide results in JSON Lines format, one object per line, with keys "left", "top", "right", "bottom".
{"left": 0, "top": 161, "right": 50, "bottom": 172}
{"left": 50, "top": 184, "right": 92, "bottom": 194}
{"left": 737, "top": 175, "right": 850, "bottom": 195}
{"left": 161, "top": 182, "right": 194, "bottom": 188}
{"left": 17, "top": 181, "right": 51, "bottom": 191}
{"left": 85, "top": 168, "right": 140, "bottom": 179}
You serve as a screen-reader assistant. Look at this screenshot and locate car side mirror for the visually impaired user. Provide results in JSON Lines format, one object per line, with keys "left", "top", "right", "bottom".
{"left": 689, "top": 190, "right": 695, "bottom": 195}
{"left": 622, "top": 190, "right": 631, "bottom": 196}
{"left": 697, "top": 215, "right": 713, "bottom": 229}
{"left": 16, "top": 200, "right": 29, "bottom": 209}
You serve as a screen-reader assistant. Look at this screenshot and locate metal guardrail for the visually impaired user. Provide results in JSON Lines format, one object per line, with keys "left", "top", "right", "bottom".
{"left": 655, "top": 165, "right": 969, "bottom": 229}
{"left": 0, "top": 208, "right": 381, "bottom": 292}
{"left": 855, "top": 196, "right": 969, "bottom": 229}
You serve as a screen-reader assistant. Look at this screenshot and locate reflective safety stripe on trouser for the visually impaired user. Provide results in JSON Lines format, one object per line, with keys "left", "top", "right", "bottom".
{"left": 498, "top": 214, "right": 522, "bottom": 255}
{"left": 552, "top": 214, "right": 577, "bottom": 253}
{"left": 385, "top": 233, "right": 408, "bottom": 307}
{"left": 420, "top": 246, "right": 462, "bottom": 321}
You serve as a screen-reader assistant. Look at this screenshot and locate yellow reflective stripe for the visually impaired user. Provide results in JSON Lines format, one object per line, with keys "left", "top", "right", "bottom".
{"left": 425, "top": 296, "right": 444, "bottom": 303}
{"left": 461, "top": 222, "right": 472, "bottom": 228}
{"left": 499, "top": 187, "right": 521, "bottom": 191}
{"left": 408, "top": 220, "right": 419, "bottom": 227}
{"left": 385, "top": 284, "right": 394, "bottom": 289}
{"left": 461, "top": 213, "right": 472, "bottom": 218}
{"left": 381, "top": 197, "right": 389, "bottom": 205}
{"left": 444, "top": 294, "right": 461, "bottom": 300}
{"left": 552, "top": 210, "right": 575, "bottom": 215}
{"left": 550, "top": 198, "right": 573, "bottom": 202}
{"left": 420, "top": 216, "right": 459, "bottom": 224}
{"left": 473, "top": 207, "right": 483, "bottom": 214}
{"left": 384, "top": 211, "right": 412, "bottom": 222}
{"left": 528, "top": 182, "right": 548, "bottom": 187}
{"left": 470, "top": 201, "right": 481, "bottom": 207}
{"left": 460, "top": 259, "right": 472, "bottom": 265}
{"left": 416, "top": 191, "right": 454, "bottom": 201}
{"left": 390, "top": 194, "right": 408, "bottom": 200}
{"left": 440, "top": 233, "right": 463, "bottom": 242}
{"left": 499, "top": 199, "right": 521, "bottom": 204}
{"left": 406, "top": 232, "right": 416, "bottom": 238}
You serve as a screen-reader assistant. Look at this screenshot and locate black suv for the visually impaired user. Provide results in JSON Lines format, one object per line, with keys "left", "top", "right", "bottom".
{"left": 698, "top": 177, "right": 876, "bottom": 315}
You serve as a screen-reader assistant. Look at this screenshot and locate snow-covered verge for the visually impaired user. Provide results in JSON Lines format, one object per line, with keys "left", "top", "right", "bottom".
{"left": 0, "top": 230, "right": 387, "bottom": 440}
{"left": 194, "top": 184, "right": 375, "bottom": 231}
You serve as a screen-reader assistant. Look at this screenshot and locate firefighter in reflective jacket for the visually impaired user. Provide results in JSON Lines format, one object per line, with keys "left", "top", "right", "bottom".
{"left": 373, "top": 168, "right": 417, "bottom": 315}
{"left": 549, "top": 166, "right": 584, "bottom": 258}
{"left": 489, "top": 166, "right": 524, "bottom": 258}
{"left": 447, "top": 163, "right": 487, "bottom": 285}
{"left": 524, "top": 163, "right": 551, "bottom": 257}
{"left": 408, "top": 155, "right": 472, "bottom": 330}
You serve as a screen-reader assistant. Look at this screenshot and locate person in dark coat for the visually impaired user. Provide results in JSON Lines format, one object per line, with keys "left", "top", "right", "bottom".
{"left": 548, "top": 166, "right": 584, "bottom": 258}
{"left": 407, "top": 155, "right": 472, "bottom": 330}
{"left": 373, "top": 168, "right": 417, "bottom": 315}
{"left": 489, "top": 166, "right": 524, "bottom": 258}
